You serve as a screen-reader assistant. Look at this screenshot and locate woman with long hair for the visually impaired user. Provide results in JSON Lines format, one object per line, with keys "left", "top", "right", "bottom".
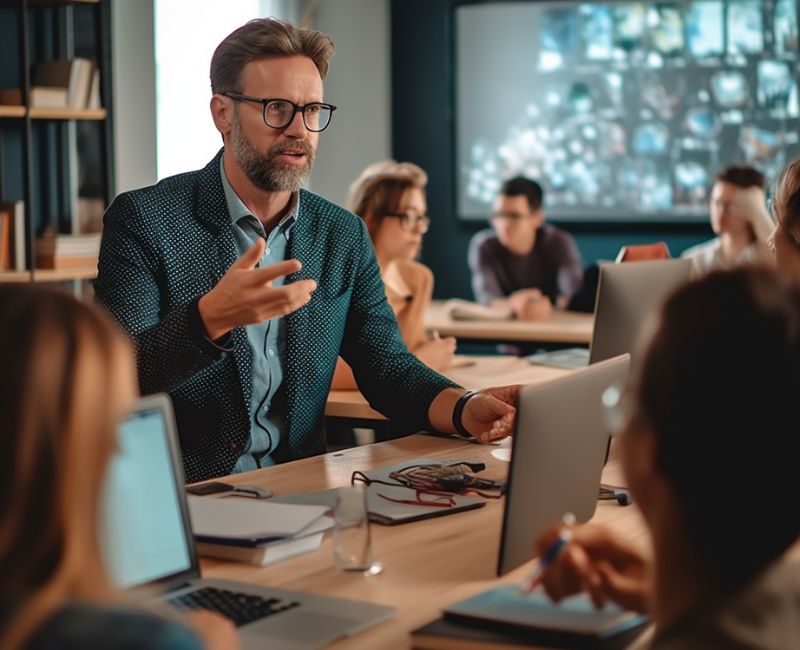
{"left": 0, "top": 284, "right": 237, "bottom": 649}
{"left": 331, "top": 160, "right": 456, "bottom": 390}
{"left": 529, "top": 267, "right": 800, "bottom": 648}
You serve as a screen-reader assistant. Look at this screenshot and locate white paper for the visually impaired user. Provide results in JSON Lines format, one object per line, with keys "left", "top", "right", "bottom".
{"left": 187, "top": 496, "right": 328, "bottom": 541}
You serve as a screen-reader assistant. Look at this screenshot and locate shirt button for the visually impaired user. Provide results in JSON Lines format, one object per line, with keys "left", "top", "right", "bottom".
{"left": 265, "top": 247, "right": 271, "bottom": 255}
{"left": 268, "top": 348, "right": 275, "bottom": 356}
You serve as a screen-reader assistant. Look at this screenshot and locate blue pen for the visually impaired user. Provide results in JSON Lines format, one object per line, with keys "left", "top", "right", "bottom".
{"left": 520, "top": 512, "right": 576, "bottom": 593}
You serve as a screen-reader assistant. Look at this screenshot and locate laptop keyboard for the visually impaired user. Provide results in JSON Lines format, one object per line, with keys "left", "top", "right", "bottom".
{"left": 169, "top": 587, "right": 300, "bottom": 627}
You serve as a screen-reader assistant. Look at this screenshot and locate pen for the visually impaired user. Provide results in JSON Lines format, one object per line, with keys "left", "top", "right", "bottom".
{"left": 520, "top": 512, "right": 576, "bottom": 594}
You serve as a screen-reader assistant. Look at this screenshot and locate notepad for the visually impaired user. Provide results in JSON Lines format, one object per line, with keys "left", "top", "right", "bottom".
{"left": 526, "top": 347, "right": 590, "bottom": 369}
{"left": 443, "top": 585, "right": 648, "bottom": 640}
{"left": 187, "top": 496, "right": 328, "bottom": 546}
{"left": 444, "top": 298, "right": 514, "bottom": 321}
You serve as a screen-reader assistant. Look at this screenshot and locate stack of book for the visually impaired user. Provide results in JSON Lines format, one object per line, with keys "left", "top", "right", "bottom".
{"left": 0, "top": 58, "right": 100, "bottom": 109}
{"left": 0, "top": 201, "right": 26, "bottom": 271}
{"left": 411, "top": 585, "right": 649, "bottom": 650}
{"left": 187, "top": 495, "right": 332, "bottom": 566}
{"left": 36, "top": 232, "right": 101, "bottom": 269}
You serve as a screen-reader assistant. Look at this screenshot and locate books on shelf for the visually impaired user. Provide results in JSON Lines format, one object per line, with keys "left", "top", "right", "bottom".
{"left": 0, "top": 201, "right": 26, "bottom": 271}
{"left": 36, "top": 232, "right": 101, "bottom": 269}
{"left": 0, "top": 86, "right": 69, "bottom": 108}
{"left": 410, "top": 585, "right": 649, "bottom": 650}
{"left": 32, "top": 58, "right": 96, "bottom": 109}
{"left": 443, "top": 299, "right": 514, "bottom": 322}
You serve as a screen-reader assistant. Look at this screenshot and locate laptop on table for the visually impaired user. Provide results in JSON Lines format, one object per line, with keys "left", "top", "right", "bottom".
{"left": 497, "top": 354, "right": 630, "bottom": 575}
{"left": 528, "top": 258, "right": 691, "bottom": 369}
{"left": 100, "top": 393, "right": 395, "bottom": 650}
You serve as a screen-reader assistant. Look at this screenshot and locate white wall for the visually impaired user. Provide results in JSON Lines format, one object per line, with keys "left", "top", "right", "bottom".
{"left": 111, "top": 0, "right": 157, "bottom": 194}
{"left": 304, "top": 0, "right": 392, "bottom": 207}
{"left": 108, "top": 0, "right": 391, "bottom": 204}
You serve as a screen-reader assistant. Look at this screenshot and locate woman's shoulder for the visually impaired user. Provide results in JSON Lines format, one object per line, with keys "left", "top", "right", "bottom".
{"left": 24, "top": 602, "right": 203, "bottom": 650}
{"left": 393, "top": 259, "right": 434, "bottom": 288}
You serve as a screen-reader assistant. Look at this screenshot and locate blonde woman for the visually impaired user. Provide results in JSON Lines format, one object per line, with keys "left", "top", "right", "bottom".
{"left": 331, "top": 161, "right": 456, "bottom": 390}
{"left": 771, "top": 158, "right": 800, "bottom": 281}
{"left": 0, "top": 285, "right": 237, "bottom": 649}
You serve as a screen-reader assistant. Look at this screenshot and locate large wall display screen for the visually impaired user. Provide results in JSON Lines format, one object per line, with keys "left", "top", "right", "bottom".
{"left": 457, "top": 1, "right": 800, "bottom": 221}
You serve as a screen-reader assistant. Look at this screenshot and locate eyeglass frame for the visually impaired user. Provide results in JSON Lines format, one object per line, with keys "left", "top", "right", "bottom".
{"left": 221, "top": 91, "right": 337, "bottom": 132}
{"left": 384, "top": 210, "right": 431, "bottom": 233}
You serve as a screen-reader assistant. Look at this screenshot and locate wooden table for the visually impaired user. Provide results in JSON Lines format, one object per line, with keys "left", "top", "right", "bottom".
{"left": 325, "top": 356, "right": 573, "bottom": 421}
{"left": 425, "top": 300, "right": 594, "bottom": 345}
{"left": 202, "top": 434, "right": 647, "bottom": 649}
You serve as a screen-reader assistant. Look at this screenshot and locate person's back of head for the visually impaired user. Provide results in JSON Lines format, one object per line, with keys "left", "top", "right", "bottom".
{"left": 500, "top": 176, "right": 544, "bottom": 213}
{"left": 633, "top": 266, "right": 800, "bottom": 590}
{"left": 347, "top": 160, "right": 427, "bottom": 240}
{"left": 716, "top": 165, "right": 766, "bottom": 191}
{"left": 0, "top": 284, "right": 135, "bottom": 648}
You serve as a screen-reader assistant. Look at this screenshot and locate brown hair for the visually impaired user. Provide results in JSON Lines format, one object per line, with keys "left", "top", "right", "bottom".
{"left": 0, "top": 285, "right": 134, "bottom": 648}
{"left": 348, "top": 160, "right": 428, "bottom": 240}
{"left": 500, "top": 176, "right": 544, "bottom": 212}
{"left": 634, "top": 267, "right": 800, "bottom": 590}
{"left": 210, "top": 18, "right": 335, "bottom": 93}
{"left": 716, "top": 165, "right": 765, "bottom": 190}
{"left": 772, "top": 158, "right": 800, "bottom": 234}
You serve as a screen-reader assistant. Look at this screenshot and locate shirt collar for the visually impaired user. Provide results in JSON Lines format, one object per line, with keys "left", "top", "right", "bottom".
{"left": 219, "top": 155, "right": 298, "bottom": 237}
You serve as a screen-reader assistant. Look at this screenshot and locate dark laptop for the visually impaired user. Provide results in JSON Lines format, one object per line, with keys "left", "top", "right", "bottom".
{"left": 100, "top": 393, "right": 395, "bottom": 650}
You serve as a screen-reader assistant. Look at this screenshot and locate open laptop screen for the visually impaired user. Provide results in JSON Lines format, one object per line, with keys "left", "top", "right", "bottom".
{"left": 100, "top": 395, "right": 195, "bottom": 589}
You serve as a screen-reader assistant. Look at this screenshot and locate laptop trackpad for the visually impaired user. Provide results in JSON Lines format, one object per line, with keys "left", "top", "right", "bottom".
{"left": 246, "top": 610, "right": 354, "bottom": 644}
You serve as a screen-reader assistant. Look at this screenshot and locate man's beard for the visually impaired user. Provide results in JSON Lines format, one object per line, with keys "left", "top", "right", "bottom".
{"left": 231, "top": 118, "right": 315, "bottom": 192}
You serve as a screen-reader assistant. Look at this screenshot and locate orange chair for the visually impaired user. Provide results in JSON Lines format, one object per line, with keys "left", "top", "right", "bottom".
{"left": 615, "top": 241, "right": 671, "bottom": 262}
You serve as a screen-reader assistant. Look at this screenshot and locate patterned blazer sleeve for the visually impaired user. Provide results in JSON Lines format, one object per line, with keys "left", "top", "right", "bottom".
{"left": 339, "top": 221, "right": 458, "bottom": 432}
{"left": 95, "top": 192, "right": 227, "bottom": 395}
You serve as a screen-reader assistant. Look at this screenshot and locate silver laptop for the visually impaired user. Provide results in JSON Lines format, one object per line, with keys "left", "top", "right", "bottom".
{"left": 497, "top": 355, "right": 630, "bottom": 575}
{"left": 100, "top": 393, "right": 395, "bottom": 650}
{"left": 589, "top": 259, "right": 691, "bottom": 364}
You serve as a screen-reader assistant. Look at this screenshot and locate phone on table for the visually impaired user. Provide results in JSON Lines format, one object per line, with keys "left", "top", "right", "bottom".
{"left": 186, "top": 481, "right": 234, "bottom": 496}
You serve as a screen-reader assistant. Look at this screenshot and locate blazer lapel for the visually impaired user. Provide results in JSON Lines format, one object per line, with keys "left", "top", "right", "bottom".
{"left": 195, "top": 149, "right": 252, "bottom": 410}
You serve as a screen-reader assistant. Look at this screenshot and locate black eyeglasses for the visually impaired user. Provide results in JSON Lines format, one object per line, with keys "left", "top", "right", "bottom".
{"left": 385, "top": 211, "right": 431, "bottom": 233}
{"left": 222, "top": 92, "right": 337, "bottom": 132}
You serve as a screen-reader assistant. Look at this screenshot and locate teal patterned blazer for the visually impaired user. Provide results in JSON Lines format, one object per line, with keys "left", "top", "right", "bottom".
{"left": 96, "top": 150, "right": 456, "bottom": 482}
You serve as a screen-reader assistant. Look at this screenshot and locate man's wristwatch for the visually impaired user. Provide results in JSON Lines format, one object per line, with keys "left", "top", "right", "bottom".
{"left": 452, "top": 390, "right": 478, "bottom": 439}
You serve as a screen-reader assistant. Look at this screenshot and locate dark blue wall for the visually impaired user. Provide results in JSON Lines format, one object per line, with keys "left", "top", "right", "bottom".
{"left": 391, "top": 0, "right": 712, "bottom": 300}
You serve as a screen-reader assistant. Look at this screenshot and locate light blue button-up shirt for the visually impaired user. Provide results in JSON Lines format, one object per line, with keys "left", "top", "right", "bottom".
{"left": 219, "top": 159, "right": 297, "bottom": 472}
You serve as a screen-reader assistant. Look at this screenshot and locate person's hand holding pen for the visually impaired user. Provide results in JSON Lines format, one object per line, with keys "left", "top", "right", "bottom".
{"left": 525, "top": 520, "right": 652, "bottom": 613}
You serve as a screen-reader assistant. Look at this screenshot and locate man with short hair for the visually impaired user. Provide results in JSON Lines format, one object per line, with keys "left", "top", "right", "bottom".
{"left": 96, "top": 18, "right": 518, "bottom": 483}
{"left": 468, "top": 176, "right": 583, "bottom": 320}
{"left": 681, "top": 165, "right": 774, "bottom": 277}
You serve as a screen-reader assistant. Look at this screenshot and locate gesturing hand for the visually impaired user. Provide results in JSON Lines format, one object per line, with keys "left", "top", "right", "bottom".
{"left": 198, "top": 238, "right": 318, "bottom": 340}
{"left": 461, "top": 384, "right": 522, "bottom": 443}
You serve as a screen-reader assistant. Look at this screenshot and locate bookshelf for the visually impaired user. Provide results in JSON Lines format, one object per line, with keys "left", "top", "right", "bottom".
{"left": 0, "top": 0, "right": 113, "bottom": 283}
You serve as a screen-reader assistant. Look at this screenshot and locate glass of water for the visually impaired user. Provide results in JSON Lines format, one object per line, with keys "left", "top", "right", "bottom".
{"left": 332, "top": 485, "right": 383, "bottom": 575}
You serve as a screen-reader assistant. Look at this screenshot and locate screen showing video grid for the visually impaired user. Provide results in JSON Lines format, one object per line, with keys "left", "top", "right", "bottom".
{"left": 456, "top": 1, "right": 800, "bottom": 222}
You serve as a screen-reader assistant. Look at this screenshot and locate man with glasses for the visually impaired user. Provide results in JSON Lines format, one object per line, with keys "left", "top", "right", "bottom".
{"left": 468, "top": 176, "right": 583, "bottom": 320}
{"left": 96, "top": 19, "right": 519, "bottom": 483}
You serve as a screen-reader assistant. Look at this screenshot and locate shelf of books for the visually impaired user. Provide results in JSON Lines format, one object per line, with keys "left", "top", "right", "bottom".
{"left": 0, "top": 106, "right": 26, "bottom": 118}
{"left": 32, "top": 267, "right": 98, "bottom": 282}
{"left": 0, "top": 271, "right": 33, "bottom": 283}
{"left": 28, "top": 107, "right": 107, "bottom": 120}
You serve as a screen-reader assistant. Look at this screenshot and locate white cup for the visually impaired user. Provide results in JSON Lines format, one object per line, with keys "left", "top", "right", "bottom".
{"left": 332, "top": 485, "right": 382, "bottom": 575}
